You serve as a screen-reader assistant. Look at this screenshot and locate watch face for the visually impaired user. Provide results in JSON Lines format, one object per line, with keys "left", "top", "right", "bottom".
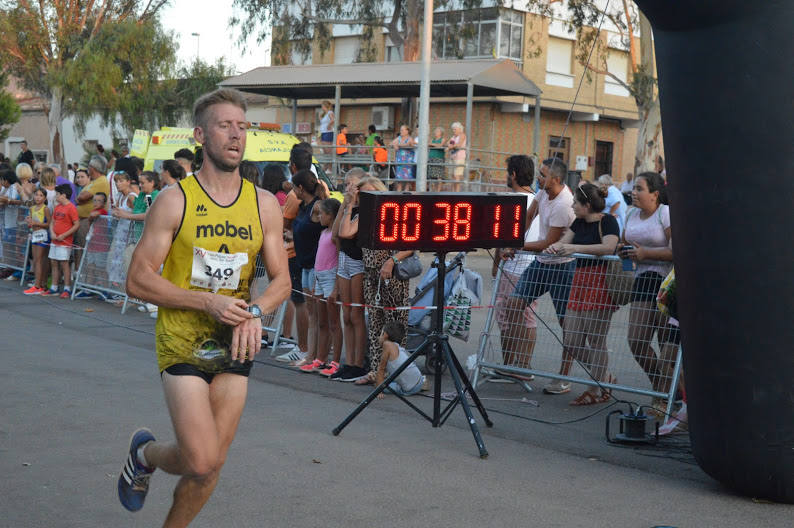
{"left": 249, "top": 304, "right": 262, "bottom": 317}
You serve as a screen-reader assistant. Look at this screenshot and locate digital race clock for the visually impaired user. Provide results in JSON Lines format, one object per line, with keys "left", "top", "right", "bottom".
{"left": 357, "top": 192, "right": 527, "bottom": 251}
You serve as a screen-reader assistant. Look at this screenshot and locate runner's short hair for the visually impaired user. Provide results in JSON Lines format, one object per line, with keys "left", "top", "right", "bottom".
{"left": 193, "top": 89, "right": 248, "bottom": 130}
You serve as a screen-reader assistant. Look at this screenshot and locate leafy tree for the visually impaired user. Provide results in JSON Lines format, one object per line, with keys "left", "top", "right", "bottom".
{"left": 154, "top": 58, "right": 236, "bottom": 128}
{"left": 522, "top": 0, "right": 661, "bottom": 173}
{"left": 231, "top": 0, "right": 490, "bottom": 64}
{"left": 0, "top": 1, "right": 173, "bottom": 164}
{"left": 0, "top": 70, "right": 21, "bottom": 143}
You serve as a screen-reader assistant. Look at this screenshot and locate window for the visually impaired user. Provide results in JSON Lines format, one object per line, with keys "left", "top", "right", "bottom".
{"left": 548, "top": 136, "right": 570, "bottom": 166}
{"left": 433, "top": 8, "right": 522, "bottom": 61}
{"left": 595, "top": 141, "right": 614, "bottom": 177}
{"left": 605, "top": 52, "right": 630, "bottom": 96}
{"left": 291, "top": 46, "right": 309, "bottom": 65}
{"left": 334, "top": 37, "right": 359, "bottom": 64}
{"left": 386, "top": 44, "right": 403, "bottom": 62}
{"left": 546, "top": 38, "right": 573, "bottom": 88}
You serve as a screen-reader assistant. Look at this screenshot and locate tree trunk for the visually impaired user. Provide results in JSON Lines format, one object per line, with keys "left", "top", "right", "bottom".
{"left": 402, "top": 0, "right": 421, "bottom": 61}
{"left": 634, "top": 10, "right": 663, "bottom": 175}
{"left": 46, "top": 87, "right": 65, "bottom": 167}
{"left": 635, "top": 97, "right": 662, "bottom": 174}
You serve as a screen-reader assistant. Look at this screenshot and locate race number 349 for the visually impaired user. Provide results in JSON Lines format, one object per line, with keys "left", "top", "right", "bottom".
{"left": 190, "top": 247, "right": 248, "bottom": 293}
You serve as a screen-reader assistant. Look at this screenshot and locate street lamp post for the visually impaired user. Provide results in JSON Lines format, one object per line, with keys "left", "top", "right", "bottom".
{"left": 191, "top": 32, "right": 200, "bottom": 60}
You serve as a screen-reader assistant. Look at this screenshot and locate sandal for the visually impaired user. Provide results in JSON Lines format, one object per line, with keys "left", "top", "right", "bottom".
{"left": 569, "top": 390, "right": 610, "bottom": 406}
{"left": 600, "top": 373, "right": 617, "bottom": 398}
{"left": 354, "top": 372, "right": 374, "bottom": 385}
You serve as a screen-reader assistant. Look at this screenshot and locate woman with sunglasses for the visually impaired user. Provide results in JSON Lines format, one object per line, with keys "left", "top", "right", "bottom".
{"left": 545, "top": 182, "right": 620, "bottom": 405}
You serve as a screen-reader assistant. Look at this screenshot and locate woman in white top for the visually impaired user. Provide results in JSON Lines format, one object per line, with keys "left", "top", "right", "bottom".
{"left": 444, "top": 122, "right": 467, "bottom": 192}
{"left": 619, "top": 171, "right": 678, "bottom": 397}
{"left": 318, "top": 100, "right": 335, "bottom": 144}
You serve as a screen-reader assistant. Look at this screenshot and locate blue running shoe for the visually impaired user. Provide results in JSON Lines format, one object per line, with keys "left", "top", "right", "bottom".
{"left": 118, "top": 428, "right": 155, "bottom": 512}
{"left": 73, "top": 291, "right": 96, "bottom": 299}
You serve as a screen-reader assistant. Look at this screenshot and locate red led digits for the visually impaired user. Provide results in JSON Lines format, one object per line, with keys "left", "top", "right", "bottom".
{"left": 401, "top": 202, "right": 422, "bottom": 242}
{"left": 492, "top": 205, "right": 502, "bottom": 238}
{"left": 379, "top": 202, "right": 399, "bottom": 242}
{"left": 368, "top": 194, "right": 525, "bottom": 249}
{"left": 513, "top": 204, "right": 522, "bottom": 238}
{"left": 452, "top": 202, "right": 472, "bottom": 241}
{"left": 433, "top": 202, "right": 451, "bottom": 241}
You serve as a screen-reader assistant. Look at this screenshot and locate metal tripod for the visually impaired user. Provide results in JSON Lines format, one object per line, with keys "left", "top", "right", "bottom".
{"left": 332, "top": 252, "right": 493, "bottom": 458}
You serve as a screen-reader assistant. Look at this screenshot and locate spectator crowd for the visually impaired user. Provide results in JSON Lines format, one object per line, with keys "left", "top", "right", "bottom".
{"left": 1, "top": 128, "right": 677, "bottom": 407}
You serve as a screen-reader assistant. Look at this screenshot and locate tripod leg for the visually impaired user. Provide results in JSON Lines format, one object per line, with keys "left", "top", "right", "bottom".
{"left": 442, "top": 341, "right": 489, "bottom": 458}
{"left": 332, "top": 341, "right": 430, "bottom": 436}
{"left": 446, "top": 342, "right": 494, "bottom": 427}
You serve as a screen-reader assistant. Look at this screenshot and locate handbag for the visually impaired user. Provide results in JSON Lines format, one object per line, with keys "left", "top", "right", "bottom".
{"left": 393, "top": 252, "right": 422, "bottom": 281}
{"left": 598, "top": 217, "right": 634, "bottom": 306}
{"left": 443, "top": 271, "right": 477, "bottom": 341}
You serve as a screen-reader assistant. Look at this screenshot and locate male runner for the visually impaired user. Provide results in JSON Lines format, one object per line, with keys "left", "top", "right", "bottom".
{"left": 118, "top": 88, "right": 290, "bottom": 526}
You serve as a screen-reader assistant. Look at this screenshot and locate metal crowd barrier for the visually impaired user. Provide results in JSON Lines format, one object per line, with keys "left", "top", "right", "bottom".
{"left": 71, "top": 215, "right": 139, "bottom": 312}
{"left": 315, "top": 145, "right": 513, "bottom": 194}
{"left": 71, "top": 215, "right": 289, "bottom": 343}
{"left": 472, "top": 253, "right": 682, "bottom": 415}
{"left": 251, "top": 258, "right": 289, "bottom": 350}
{"left": 0, "top": 206, "right": 33, "bottom": 286}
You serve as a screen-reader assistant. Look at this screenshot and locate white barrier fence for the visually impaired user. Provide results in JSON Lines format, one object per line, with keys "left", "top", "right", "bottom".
{"left": 472, "top": 254, "right": 682, "bottom": 414}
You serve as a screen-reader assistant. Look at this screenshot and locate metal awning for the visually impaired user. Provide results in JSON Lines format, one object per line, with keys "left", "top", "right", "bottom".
{"left": 220, "top": 59, "right": 541, "bottom": 99}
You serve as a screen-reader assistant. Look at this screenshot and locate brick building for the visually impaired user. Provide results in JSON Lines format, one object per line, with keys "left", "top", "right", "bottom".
{"left": 268, "top": 5, "right": 641, "bottom": 182}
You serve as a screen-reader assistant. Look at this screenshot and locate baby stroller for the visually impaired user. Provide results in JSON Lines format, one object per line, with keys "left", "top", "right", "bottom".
{"left": 406, "top": 252, "right": 483, "bottom": 374}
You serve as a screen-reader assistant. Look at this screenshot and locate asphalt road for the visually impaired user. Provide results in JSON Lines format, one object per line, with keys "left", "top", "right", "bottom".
{"left": 1, "top": 280, "right": 791, "bottom": 527}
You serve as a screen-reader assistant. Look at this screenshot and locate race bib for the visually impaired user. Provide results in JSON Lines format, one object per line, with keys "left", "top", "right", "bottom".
{"left": 190, "top": 247, "right": 249, "bottom": 293}
{"left": 31, "top": 229, "right": 48, "bottom": 244}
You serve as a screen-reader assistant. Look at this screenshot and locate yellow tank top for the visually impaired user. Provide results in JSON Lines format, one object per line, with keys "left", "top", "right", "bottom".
{"left": 31, "top": 205, "right": 46, "bottom": 223}
{"left": 155, "top": 175, "right": 263, "bottom": 372}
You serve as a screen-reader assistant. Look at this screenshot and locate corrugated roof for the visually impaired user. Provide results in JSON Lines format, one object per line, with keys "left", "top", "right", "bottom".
{"left": 220, "top": 59, "right": 541, "bottom": 99}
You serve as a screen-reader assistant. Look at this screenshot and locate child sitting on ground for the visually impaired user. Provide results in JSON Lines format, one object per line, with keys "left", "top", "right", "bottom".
{"left": 43, "top": 184, "right": 79, "bottom": 298}
{"left": 376, "top": 321, "right": 426, "bottom": 399}
{"left": 23, "top": 188, "right": 51, "bottom": 295}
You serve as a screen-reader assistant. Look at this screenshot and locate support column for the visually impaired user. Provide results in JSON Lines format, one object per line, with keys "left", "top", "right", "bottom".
{"left": 533, "top": 95, "right": 541, "bottom": 186}
{"left": 333, "top": 85, "right": 341, "bottom": 179}
{"left": 415, "top": 0, "right": 434, "bottom": 192}
{"left": 464, "top": 82, "right": 473, "bottom": 188}
{"left": 291, "top": 99, "right": 298, "bottom": 135}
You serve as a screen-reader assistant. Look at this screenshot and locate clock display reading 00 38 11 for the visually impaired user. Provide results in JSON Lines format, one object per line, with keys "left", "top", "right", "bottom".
{"left": 357, "top": 192, "right": 528, "bottom": 251}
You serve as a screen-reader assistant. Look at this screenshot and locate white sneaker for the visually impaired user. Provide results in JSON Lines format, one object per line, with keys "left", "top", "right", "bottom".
{"left": 275, "top": 347, "right": 306, "bottom": 363}
{"left": 145, "top": 303, "right": 158, "bottom": 313}
{"left": 543, "top": 380, "right": 571, "bottom": 395}
{"left": 149, "top": 310, "right": 158, "bottom": 319}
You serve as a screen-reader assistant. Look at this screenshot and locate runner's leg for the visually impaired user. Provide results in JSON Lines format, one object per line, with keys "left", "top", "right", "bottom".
{"left": 143, "top": 372, "right": 247, "bottom": 528}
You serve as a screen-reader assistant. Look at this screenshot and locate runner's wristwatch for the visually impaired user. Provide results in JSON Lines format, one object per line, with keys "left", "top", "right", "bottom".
{"left": 247, "top": 304, "right": 263, "bottom": 318}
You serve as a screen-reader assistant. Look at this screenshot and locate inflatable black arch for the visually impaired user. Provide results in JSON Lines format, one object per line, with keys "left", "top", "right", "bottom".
{"left": 634, "top": 1, "right": 793, "bottom": 503}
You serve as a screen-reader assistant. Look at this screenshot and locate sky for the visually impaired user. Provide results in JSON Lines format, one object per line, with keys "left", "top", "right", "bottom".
{"left": 159, "top": 0, "right": 271, "bottom": 74}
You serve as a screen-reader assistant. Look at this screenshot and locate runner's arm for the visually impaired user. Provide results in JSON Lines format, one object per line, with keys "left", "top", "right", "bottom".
{"left": 125, "top": 187, "right": 252, "bottom": 325}
{"left": 229, "top": 190, "right": 292, "bottom": 361}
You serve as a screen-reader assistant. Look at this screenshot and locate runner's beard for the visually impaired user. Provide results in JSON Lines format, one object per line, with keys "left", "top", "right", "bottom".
{"left": 204, "top": 140, "right": 241, "bottom": 173}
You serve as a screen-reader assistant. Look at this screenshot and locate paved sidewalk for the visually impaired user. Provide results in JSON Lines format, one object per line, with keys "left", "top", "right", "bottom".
{"left": 0, "top": 282, "right": 791, "bottom": 527}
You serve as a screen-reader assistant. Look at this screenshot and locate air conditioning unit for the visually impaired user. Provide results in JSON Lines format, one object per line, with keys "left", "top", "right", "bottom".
{"left": 371, "top": 106, "right": 394, "bottom": 131}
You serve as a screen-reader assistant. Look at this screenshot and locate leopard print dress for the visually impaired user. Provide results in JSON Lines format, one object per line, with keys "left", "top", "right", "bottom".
{"left": 363, "top": 248, "right": 409, "bottom": 375}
